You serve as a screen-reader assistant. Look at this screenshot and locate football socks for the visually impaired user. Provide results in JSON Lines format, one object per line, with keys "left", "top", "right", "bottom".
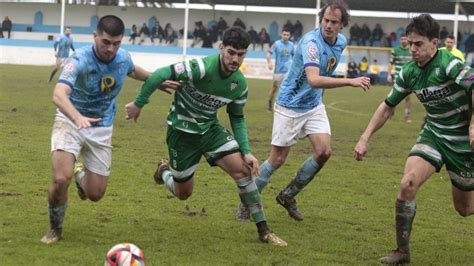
{"left": 236, "top": 176, "right": 266, "bottom": 223}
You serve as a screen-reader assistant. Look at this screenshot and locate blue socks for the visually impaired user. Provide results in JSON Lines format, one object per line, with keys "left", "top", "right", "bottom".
{"left": 282, "top": 156, "right": 320, "bottom": 198}
{"left": 255, "top": 160, "right": 275, "bottom": 192}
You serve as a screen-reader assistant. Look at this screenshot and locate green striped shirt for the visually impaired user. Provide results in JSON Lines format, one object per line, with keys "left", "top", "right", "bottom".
{"left": 386, "top": 49, "right": 473, "bottom": 152}
{"left": 390, "top": 46, "right": 411, "bottom": 79}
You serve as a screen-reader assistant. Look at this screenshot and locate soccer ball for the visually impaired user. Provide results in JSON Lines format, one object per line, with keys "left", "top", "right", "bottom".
{"left": 105, "top": 243, "right": 145, "bottom": 266}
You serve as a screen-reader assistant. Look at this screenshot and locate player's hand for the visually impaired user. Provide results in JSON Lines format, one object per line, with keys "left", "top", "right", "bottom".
{"left": 268, "top": 63, "right": 273, "bottom": 71}
{"left": 243, "top": 153, "right": 260, "bottom": 176}
{"left": 354, "top": 138, "right": 369, "bottom": 161}
{"left": 125, "top": 102, "right": 141, "bottom": 122}
{"left": 73, "top": 115, "right": 101, "bottom": 129}
{"left": 158, "top": 80, "right": 181, "bottom": 94}
{"left": 351, "top": 76, "right": 371, "bottom": 91}
{"left": 54, "top": 53, "right": 59, "bottom": 58}
{"left": 387, "top": 74, "right": 393, "bottom": 83}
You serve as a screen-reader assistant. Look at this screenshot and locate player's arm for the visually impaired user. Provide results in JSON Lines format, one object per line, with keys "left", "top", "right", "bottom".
{"left": 125, "top": 66, "right": 181, "bottom": 121}
{"left": 52, "top": 83, "right": 101, "bottom": 128}
{"left": 266, "top": 46, "right": 274, "bottom": 70}
{"left": 128, "top": 64, "right": 151, "bottom": 82}
{"left": 387, "top": 63, "right": 395, "bottom": 82}
{"left": 305, "top": 66, "right": 371, "bottom": 91}
{"left": 354, "top": 101, "right": 395, "bottom": 161}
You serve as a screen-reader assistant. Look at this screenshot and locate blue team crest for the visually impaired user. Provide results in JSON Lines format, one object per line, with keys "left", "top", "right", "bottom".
{"left": 100, "top": 76, "right": 116, "bottom": 93}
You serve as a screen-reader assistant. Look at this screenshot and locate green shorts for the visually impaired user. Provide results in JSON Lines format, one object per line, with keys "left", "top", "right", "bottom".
{"left": 409, "top": 128, "right": 474, "bottom": 191}
{"left": 166, "top": 124, "right": 241, "bottom": 183}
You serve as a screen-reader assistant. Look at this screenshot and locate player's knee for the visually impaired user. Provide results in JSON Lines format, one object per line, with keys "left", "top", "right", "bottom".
{"left": 399, "top": 173, "right": 418, "bottom": 196}
{"left": 316, "top": 148, "right": 332, "bottom": 164}
{"left": 87, "top": 189, "right": 106, "bottom": 202}
{"left": 455, "top": 204, "right": 474, "bottom": 217}
{"left": 53, "top": 174, "right": 71, "bottom": 188}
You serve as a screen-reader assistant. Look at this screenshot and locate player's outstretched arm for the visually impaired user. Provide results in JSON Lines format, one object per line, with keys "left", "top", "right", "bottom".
{"left": 52, "top": 83, "right": 101, "bottom": 128}
{"left": 128, "top": 65, "right": 151, "bottom": 81}
{"left": 354, "top": 102, "right": 394, "bottom": 161}
{"left": 305, "top": 66, "right": 371, "bottom": 91}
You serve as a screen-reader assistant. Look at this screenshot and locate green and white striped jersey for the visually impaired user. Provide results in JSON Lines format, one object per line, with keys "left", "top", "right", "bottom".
{"left": 165, "top": 54, "right": 248, "bottom": 135}
{"left": 386, "top": 49, "right": 473, "bottom": 151}
{"left": 390, "top": 46, "right": 411, "bottom": 79}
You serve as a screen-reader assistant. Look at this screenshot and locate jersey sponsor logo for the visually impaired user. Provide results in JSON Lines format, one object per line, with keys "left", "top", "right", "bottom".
{"left": 186, "top": 86, "right": 228, "bottom": 109}
{"left": 64, "top": 63, "right": 74, "bottom": 73}
{"left": 174, "top": 63, "right": 185, "bottom": 74}
{"left": 326, "top": 56, "right": 337, "bottom": 72}
{"left": 283, "top": 48, "right": 289, "bottom": 55}
{"left": 100, "top": 76, "right": 116, "bottom": 93}
{"left": 230, "top": 80, "right": 238, "bottom": 91}
{"left": 308, "top": 46, "right": 316, "bottom": 55}
{"left": 416, "top": 87, "right": 450, "bottom": 102}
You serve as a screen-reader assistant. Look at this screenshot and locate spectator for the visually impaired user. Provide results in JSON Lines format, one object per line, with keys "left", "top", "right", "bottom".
{"left": 368, "top": 59, "right": 380, "bottom": 84}
{"left": 2, "top": 16, "right": 12, "bottom": 39}
{"left": 201, "top": 28, "right": 214, "bottom": 48}
{"left": 233, "top": 18, "right": 246, "bottom": 30}
{"left": 247, "top": 26, "right": 258, "bottom": 51}
{"left": 283, "top": 20, "right": 294, "bottom": 35}
{"left": 359, "top": 56, "right": 369, "bottom": 76}
{"left": 258, "top": 27, "right": 270, "bottom": 51}
{"left": 164, "top": 23, "right": 177, "bottom": 45}
{"left": 439, "top": 26, "right": 448, "bottom": 42}
{"left": 293, "top": 20, "right": 303, "bottom": 42}
{"left": 191, "top": 21, "right": 206, "bottom": 48}
{"left": 349, "top": 23, "right": 361, "bottom": 45}
{"left": 129, "top": 24, "right": 138, "bottom": 44}
{"left": 139, "top": 22, "right": 150, "bottom": 44}
{"left": 347, "top": 60, "right": 359, "bottom": 78}
{"left": 464, "top": 34, "right": 474, "bottom": 67}
{"left": 371, "top": 23, "right": 383, "bottom": 46}
{"left": 151, "top": 21, "right": 164, "bottom": 44}
{"left": 361, "top": 24, "right": 371, "bottom": 46}
{"left": 216, "top": 17, "right": 228, "bottom": 40}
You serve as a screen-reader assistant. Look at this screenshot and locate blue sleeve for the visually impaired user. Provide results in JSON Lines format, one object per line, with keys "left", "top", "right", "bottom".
{"left": 301, "top": 39, "right": 320, "bottom": 68}
{"left": 58, "top": 55, "right": 84, "bottom": 88}
{"left": 53, "top": 37, "right": 60, "bottom": 51}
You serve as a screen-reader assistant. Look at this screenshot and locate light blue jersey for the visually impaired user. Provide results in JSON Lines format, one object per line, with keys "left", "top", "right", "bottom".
{"left": 54, "top": 34, "right": 75, "bottom": 59}
{"left": 58, "top": 45, "right": 135, "bottom": 127}
{"left": 269, "top": 40, "right": 294, "bottom": 74}
{"left": 276, "top": 28, "right": 346, "bottom": 112}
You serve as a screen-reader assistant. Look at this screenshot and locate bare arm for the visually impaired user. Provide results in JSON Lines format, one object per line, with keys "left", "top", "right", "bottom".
{"left": 52, "top": 83, "right": 101, "bottom": 128}
{"left": 354, "top": 101, "right": 395, "bottom": 160}
{"left": 470, "top": 91, "right": 474, "bottom": 148}
{"left": 266, "top": 51, "right": 273, "bottom": 71}
{"left": 305, "top": 66, "right": 371, "bottom": 91}
{"left": 387, "top": 64, "right": 394, "bottom": 82}
{"left": 128, "top": 65, "right": 150, "bottom": 81}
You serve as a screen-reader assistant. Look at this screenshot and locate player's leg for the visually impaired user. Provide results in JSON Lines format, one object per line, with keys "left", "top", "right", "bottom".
{"left": 404, "top": 95, "right": 412, "bottom": 123}
{"left": 452, "top": 187, "right": 474, "bottom": 217}
{"left": 153, "top": 126, "right": 200, "bottom": 200}
{"left": 380, "top": 155, "right": 437, "bottom": 264}
{"left": 42, "top": 116, "right": 83, "bottom": 244}
{"left": 276, "top": 105, "right": 331, "bottom": 221}
{"left": 215, "top": 152, "right": 287, "bottom": 246}
{"left": 267, "top": 76, "right": 282, "bottom": 112}
{"left": 48, "top": 58, "right": 63, "bottom": 83}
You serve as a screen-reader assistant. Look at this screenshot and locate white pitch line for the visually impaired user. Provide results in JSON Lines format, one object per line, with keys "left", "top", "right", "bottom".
{"left": 326, "top": 101, "right": 370, "bottom": 117}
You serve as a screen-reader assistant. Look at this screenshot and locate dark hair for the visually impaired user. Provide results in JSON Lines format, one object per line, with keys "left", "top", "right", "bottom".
{"left": 405, "top": 14, "right": 439, "bottom": 40}
{"left": 97, "top": 15, "right": 125, "bottom": 36}
{"left": 222, "top": 27, "right": 250, "bottom": 49}
{"left": 318, "top": 0, "right": 350, "bottom": 28}
{"left": 446, "top": 34, "right": 455, "bottom": 40}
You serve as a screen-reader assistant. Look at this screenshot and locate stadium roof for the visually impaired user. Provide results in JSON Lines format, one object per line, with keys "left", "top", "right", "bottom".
{"left": 106, "top": 0, "right": 474, "bottom": 15}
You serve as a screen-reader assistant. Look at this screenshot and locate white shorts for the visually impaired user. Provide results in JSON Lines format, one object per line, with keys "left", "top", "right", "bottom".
{"left": 51, "top": 111, "right": 113, "bottom": 176}
{"left": 271, "top": 104, "right": 331, "bottom": 147}
{"left": 273, "top": 73, "right": 285, "bottom": 83}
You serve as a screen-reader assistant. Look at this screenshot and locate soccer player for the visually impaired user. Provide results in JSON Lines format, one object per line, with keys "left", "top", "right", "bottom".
{"left": 124, "top": 27, "right": 287, "bottom": 246}
{"left": 440, "top": 34, "right": 466, "bottom": 62}
{"left": 387, "top": 34, "right": 413, "bottom": 123}
{"left": 354, "top": 14, "right": 474, "bottom": 264}
{"left": 266, "top": 28, "right": 294, "bottom": 112}
{"left": 41, "top": 15, "right": 158, "bottom": 244}
{"left": 236, "top": 0, "right": 371, "bottom": 222}
{"left": 48, "top": 26, "right": 75, "bottom": 83}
